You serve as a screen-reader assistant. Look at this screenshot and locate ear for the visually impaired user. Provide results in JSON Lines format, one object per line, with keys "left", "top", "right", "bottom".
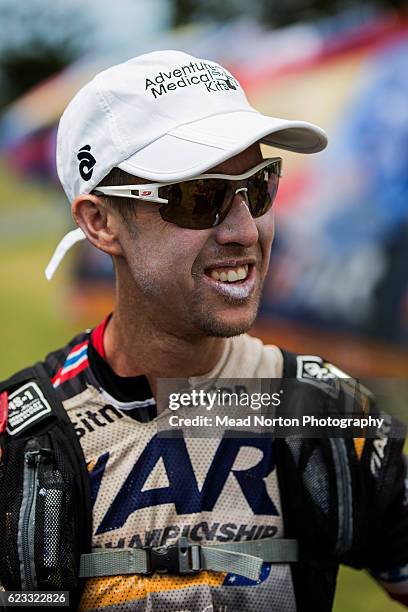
{"left": 71, "top": 194, "right": 124, "bottom": 257}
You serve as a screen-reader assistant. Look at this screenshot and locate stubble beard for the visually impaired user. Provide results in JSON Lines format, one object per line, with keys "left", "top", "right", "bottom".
{"left": 189, "top": 280, "right": 264, "bottom": 338}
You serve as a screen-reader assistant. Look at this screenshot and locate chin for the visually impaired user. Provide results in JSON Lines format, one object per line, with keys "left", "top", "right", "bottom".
{"left": 190, "top": 284, "right": 262, "bottom": 338}
{"left": 194, "top": 309, "right": 257, "bottom": 338}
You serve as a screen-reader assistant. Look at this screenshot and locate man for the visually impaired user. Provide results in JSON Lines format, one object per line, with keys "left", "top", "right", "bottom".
{"left": 0, "top": 50, "right": 407, "bottom": 612}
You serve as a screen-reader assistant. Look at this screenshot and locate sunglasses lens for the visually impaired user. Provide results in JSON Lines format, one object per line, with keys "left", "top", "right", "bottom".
{"left": 247, "top": 163, "right": 280, "bottom": 218}
{"left": 158, "top": 180, "right": 230, "bottom": 229}
{"left": 158, "top": 160, "right": 280, "bottom": 229}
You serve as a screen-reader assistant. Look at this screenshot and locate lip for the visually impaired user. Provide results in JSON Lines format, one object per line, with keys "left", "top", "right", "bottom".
{"left": 204, "top": 258, "right": 256, "bottom": 271}
{"left": 202, "top": 263, "right": 257, "bottom": 300}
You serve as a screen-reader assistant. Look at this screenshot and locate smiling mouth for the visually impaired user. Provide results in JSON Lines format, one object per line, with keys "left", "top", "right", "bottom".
{"left": 203, "top": 263, "right": 257, "bottom": 299}
{"left": 206, "top": 263, "right": 250, "bottom": 284}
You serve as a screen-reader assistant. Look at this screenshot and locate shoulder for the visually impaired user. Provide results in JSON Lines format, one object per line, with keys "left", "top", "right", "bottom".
{"left": 0, "top": 330, "right": 92, "bottom": 439}
{"left": 226, "top": 334, "right": 283, "bottom": 377}
{"left": 1, "top": 329, "right": 92, "bottom": 401}
{"left": 44, "top": 330, "right": 90, "bottom": 379}
{"left": 43, "top": 329, "right": 92, "bottom": 398}
{"left": 225, "top": 335, "right": 355, "bottom": 381}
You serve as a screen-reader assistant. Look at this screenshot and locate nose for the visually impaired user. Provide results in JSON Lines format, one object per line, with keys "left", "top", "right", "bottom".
{"left": 212, "top": 189, "right": 259, "bottom": 247}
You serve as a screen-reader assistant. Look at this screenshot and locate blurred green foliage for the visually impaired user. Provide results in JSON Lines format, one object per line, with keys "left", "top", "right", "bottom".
{"left": 334, "top": 567, "right": 405, "bottom": 611}
{"left": 0, "top": 165, "right": 82, "bottom": 377}
{"left": 0, "top": 235, "right": 80, "bottom": 378}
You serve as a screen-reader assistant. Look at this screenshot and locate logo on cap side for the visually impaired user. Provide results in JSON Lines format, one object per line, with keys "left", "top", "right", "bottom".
{"left": 77, "top": 144, "right": 96, "bottom": 181}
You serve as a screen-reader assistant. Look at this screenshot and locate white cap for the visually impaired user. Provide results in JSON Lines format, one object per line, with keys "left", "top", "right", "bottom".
{"left": 47, "top": 49, "right": 328, "bottom": 279}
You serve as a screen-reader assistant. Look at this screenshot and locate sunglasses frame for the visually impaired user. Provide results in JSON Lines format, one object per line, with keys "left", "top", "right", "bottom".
{"left": 94, "top": 157, "right": 283, "bottom": 204}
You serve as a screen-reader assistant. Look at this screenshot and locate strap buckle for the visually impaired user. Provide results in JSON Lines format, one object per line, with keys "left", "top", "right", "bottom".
{"left": 146, "top": 537, "right": 201, "bottom": 575}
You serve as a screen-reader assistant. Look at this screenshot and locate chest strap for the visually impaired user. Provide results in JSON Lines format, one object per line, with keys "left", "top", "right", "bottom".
{"left": 79, "top": 537, "right": 298, "bottom": 582}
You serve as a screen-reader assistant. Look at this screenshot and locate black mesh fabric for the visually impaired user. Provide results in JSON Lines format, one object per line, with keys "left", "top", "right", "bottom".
{"left": 303, "top": 447, "right": 331, "bottom": 516}
{"left": 301, "top": 441, "right": 337, "bottom": 555}
{"left": 0, "top": 433, "right": 79, "bottom": 592}
{"left": 0, "top": 437, "right": 26, "bottom": 590}
{"left": 276, "top": 437, "right": 342, "bottom": 612}
{"left": 35, "top": 435, "right": 78, "bottom": 590}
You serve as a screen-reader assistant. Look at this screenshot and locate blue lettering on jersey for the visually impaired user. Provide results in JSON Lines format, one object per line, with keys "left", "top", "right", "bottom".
{"left": 96, "top": 437, "right": 278, "bottom": 534}
{"left": 89, "top": 451, "right": 109, "bottom": 508}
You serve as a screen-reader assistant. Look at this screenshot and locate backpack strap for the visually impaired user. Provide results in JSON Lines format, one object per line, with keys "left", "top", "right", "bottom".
{"left": 79, "top": 537, "right": 298, "bottom": 580}
{"left": 276, "top": 348, "right": 358, "bottom": 611}
{"left": 280, "top": 349, "right": 298, "bottom": 378}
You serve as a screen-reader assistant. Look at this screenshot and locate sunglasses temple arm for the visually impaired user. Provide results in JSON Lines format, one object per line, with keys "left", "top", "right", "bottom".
{"left": 94, "top": 189, "right": 168, "bottom": 204}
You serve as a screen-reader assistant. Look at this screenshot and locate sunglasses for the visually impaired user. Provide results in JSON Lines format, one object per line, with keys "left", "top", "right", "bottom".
{"left": 94, "top": 157, "right": 282, "bottom": 230}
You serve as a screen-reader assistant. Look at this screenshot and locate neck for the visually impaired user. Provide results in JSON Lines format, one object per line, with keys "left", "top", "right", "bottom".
{"left": 103, "top": 305, "right": 226, "bottom": 395}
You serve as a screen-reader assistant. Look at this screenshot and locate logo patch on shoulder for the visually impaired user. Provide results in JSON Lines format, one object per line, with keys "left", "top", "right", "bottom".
{"left": 6, "top": 382, "right": 52, "bottom": 436}
{"left": 296, "top": 355, "right": 349, "bottom": 399}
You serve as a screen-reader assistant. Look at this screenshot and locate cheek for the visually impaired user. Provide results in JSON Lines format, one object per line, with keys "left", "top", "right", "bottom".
{"left": 168, "top": 230, "right": 211, "bottom": 282}
{"left": 128, "top": 224, "right": 211, "bottom": 283}
{"left": 257, "top": 210, "right": 275, "bottom": 251}
{"left": 257, "top": 212, "right": 275, "bottom": 273}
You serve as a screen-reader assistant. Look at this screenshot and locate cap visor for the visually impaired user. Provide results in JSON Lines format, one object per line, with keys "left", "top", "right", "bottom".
{"left": 118, "top": 110, "right": 327, "bottom": 181}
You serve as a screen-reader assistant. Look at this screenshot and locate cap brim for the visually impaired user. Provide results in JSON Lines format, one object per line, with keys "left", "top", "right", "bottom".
{"left": 118, "top": 110, "right": 327, "bottom": 181}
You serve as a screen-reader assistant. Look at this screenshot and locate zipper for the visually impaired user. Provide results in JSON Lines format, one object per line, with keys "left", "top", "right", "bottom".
{"left": 18, "top": 438, "right": 54, "bottom": 590}
{"left": 330, "top": 438, "right": 353, "bottom": 555}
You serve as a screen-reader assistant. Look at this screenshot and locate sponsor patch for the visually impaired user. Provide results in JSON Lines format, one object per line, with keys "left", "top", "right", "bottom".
{"left": 6, "top": 382, "right": 52, "bottom": 436}
{"left": 370, "top": 414, "right": 392, "bottom": 476}
{"left": 296, "top": 355, "right": 348, "bottom": 398}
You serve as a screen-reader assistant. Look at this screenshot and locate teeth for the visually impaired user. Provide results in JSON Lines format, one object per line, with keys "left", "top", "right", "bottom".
{"left": 208, "top": 264, "right": 250, "bottom": 283}
{"left": 237, "top": 267, "right": 246, "bottom": 280}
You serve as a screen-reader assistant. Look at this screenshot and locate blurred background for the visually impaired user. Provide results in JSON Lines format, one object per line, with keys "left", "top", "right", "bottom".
{"left": 0, "top": 0, "right": 407, "bottom": 609}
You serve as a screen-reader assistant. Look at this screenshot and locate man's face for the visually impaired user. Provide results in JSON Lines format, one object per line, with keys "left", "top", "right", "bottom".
{"left": 115, "top": 143, "right": 275, "bottom": 338}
